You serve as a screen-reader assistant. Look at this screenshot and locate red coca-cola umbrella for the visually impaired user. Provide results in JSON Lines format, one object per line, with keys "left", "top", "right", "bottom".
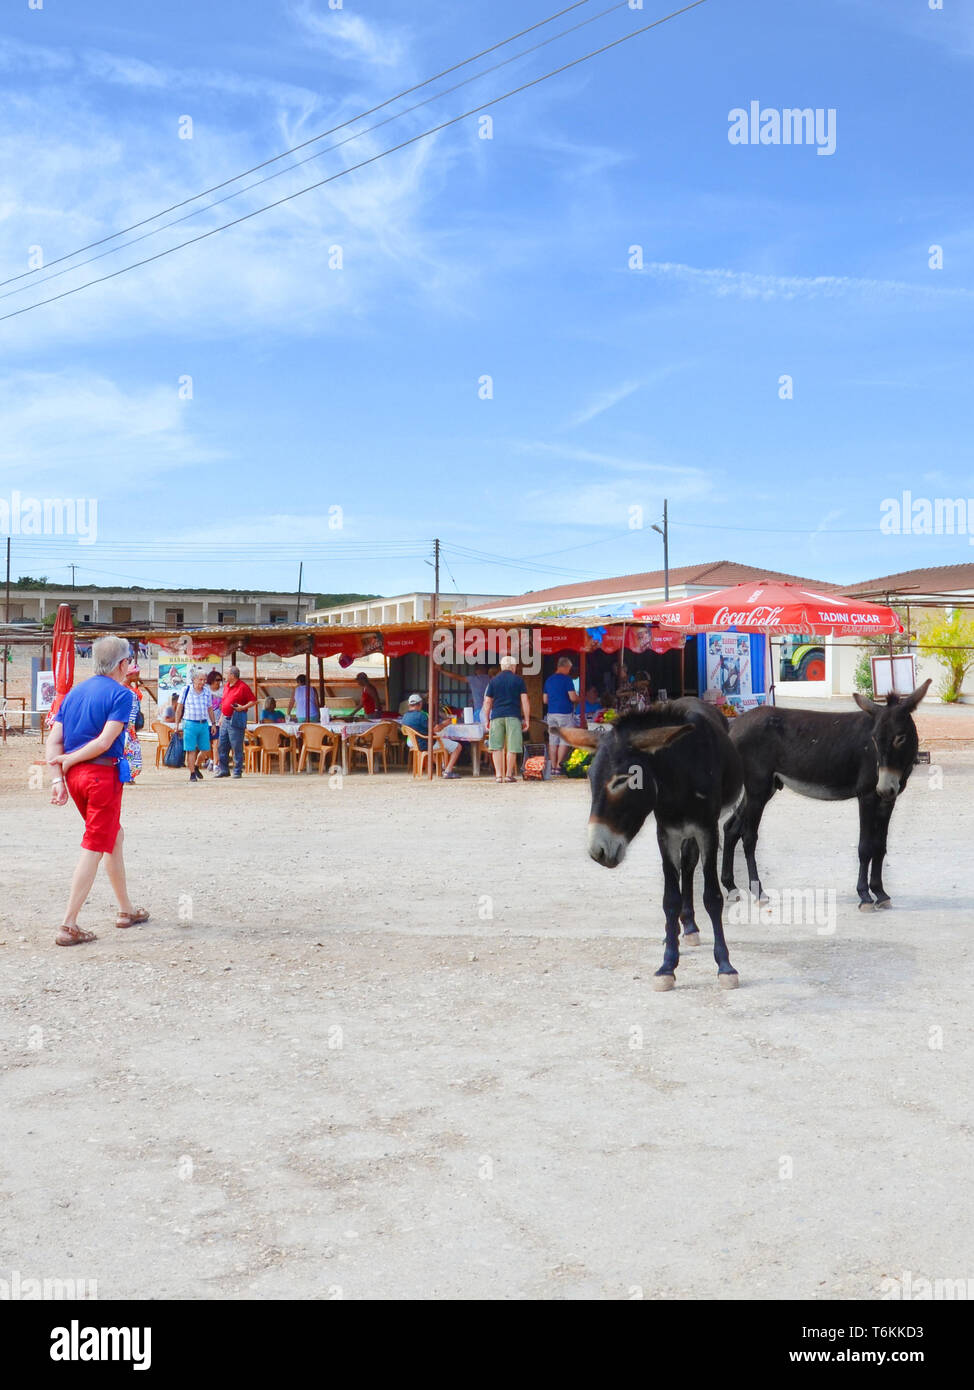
{"left": 634, "top": 581, "right": 903, "bottom": 637}
{"left": 46, "top": 603, "right": 76, "bottom": 727}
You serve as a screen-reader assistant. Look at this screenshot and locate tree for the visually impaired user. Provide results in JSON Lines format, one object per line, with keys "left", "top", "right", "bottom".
{"left": 918, "top": 608, "right": 974, "bottom": 703}
{"left": 14, "top": 575, "right": 50, "bottom": 589}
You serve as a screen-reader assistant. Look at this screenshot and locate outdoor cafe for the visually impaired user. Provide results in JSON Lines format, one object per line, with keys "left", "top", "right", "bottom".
{"left": 133, "top": 613, "right": 698, "bottom": 779}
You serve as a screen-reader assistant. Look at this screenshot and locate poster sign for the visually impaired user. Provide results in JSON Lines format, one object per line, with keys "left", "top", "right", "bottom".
{"left": 706, "top": 634, "right": 752, "bottom": 697}
{"left": 36, "top": 670, "right": 55, "bottom": 712}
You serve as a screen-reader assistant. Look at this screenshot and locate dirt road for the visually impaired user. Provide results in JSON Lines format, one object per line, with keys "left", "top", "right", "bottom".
{"left": 1, "top": 739, "right": 972, "bottom": 1299}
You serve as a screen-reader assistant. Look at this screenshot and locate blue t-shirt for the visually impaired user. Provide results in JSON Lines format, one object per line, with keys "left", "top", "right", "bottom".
{"left": 544, "top": 672, "right": 576, "bottom": 715}
{"left": 55, "top": 675, "right": 133, "bottom": 758}
{"left": 484, "top": 672, "right": 527, "bottom": 720}
{"left": 401, "top": 709, "right": 429, "bottom": 749}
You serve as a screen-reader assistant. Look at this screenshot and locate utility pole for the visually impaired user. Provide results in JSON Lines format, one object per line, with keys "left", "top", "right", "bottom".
{"left": 296, "top": 561, "right": 303, "bottom": 623}
{"left": 432, "top": 538, "right": 440, "bottom": 621}
{"left": 69, "top": 563, "right": 77, "bottom": 589}
{"left": 652, "top": 499, "right": 670, "bottom": 600}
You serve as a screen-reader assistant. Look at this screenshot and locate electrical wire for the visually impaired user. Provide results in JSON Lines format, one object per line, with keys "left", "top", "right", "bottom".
{"left": 0, "top": 1, "right": 636, "bottom": 306}
{"left": 0, "top": 0, "right": 711, "bottom": 324}
{"left": 0, "top": 0, "right": 597, "bottom": 292}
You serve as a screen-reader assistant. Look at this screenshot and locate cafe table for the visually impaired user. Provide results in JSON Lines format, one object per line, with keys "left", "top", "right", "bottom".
{"left": 436, "top": 721, "right": 486, "bottom": 777}
{"left": 321, "top": 719, "right": 395, "bottom": 774}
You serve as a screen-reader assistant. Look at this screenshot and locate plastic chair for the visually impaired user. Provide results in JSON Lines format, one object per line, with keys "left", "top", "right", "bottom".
{"left": 252, "top": 723, "right": 293, "bottom": 774}
{"left": 348, "top": 721, "right": 394, "bottom": 774}
{"left": 243, "top": 731, "right": 261, "bottom": 774}
{"left": 297, "top": 722, "right": 340, "bottom": 774}
{"left": 151, "top": 720, "right": 172, "bottom": 768}
{"left": 402, "top": 725, "right": 447, "bottom": 778}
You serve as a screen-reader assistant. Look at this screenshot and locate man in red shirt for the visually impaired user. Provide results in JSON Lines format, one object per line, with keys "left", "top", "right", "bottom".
{"left": 215, "top": 666, "right": 257, "bottom": 778}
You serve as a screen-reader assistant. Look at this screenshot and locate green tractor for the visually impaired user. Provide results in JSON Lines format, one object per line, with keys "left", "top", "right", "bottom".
{"left": 779, "top": 634, "right": 826, "bottom": 683}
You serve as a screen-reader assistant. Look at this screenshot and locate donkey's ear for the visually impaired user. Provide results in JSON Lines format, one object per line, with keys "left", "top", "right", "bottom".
{"left": 628, "top": 724, "right": 693, "bottom": 755}
{"left": 900, "top": 678, "right": 932, "bottom": 712}
{"left": 853, "top": 692, "right": 882, "bottom": 716}
{"left": 557, "top": 726, "right": 601, "bottom": 750}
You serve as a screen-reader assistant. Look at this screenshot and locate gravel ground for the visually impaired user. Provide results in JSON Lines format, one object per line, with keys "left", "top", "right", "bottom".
{"left": 1, "top": 736, "right": 972, "bottom": 1301}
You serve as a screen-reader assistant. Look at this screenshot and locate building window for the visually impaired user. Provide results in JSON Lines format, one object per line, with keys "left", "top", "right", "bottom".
{"left": 269, "top": 609, "right": 288, "bottom": 624}
{"left": 165, "top": 608, "right": 184, "bottom": 626}
{"left": 217, "top": 609, "right": 237, "bottom": 624}
{"left": 112, "top": 607, "right": 132, "bottom": 623}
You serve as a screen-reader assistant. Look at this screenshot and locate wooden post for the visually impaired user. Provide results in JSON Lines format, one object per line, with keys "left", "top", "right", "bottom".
{"left": 679, "top": 641, "right": 686, "bottom": 698}
{"left": 579, "top": 646, "right": 587, "bottom": 729}
{"left": 317, "top": 655, "right": 325, "bottom": 709}
{"left": 252, "top": 654, "right": 258, "bottom": 711}
{"left": 305, "top": 650, "right": 311, "bottom": 721}
{"left": 426, "top": 622, "right": 437, "bottom": 780}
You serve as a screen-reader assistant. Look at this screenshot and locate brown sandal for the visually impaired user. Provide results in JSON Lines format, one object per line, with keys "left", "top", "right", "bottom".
{"left": 115, "top": 907, "right": 150, "bottom": 929}
{"left": 56, "top": 925, "right": 98, "bottom": 947}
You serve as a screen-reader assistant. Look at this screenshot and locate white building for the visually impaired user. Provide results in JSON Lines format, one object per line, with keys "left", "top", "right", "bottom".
{"left": 310, "top": 591, "right": 512, "bottom": 627}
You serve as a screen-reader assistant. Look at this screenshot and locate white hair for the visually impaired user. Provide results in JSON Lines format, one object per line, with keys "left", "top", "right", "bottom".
{"left": 500, "top": 655, "right": 518, "bottom": 671}
{"left": 93, "top": 635, "right": 131, "bottom": 676}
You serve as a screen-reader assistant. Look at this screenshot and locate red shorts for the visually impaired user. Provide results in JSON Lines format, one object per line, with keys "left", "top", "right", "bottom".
{"left": 65, "top": 762, "right": 123, "bottom": 853}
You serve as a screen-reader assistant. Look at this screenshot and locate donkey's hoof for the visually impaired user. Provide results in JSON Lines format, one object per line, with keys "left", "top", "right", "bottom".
{"left": 858, "top": 900, "right": 876, "bottom": 913}
{"left": 682, "top": 932, "right": 701, "bottom": 948}
{"left": 652, "top": 974, "right": 676, "bottom": 992}
{"left": 718, "top": 972, "right": 740, "bottom": 990}
{"left": 874, "top": 897, "right": 892, "bottom": 910}
{"left": 725, "top": 887, "right": 743, "bottom": 904}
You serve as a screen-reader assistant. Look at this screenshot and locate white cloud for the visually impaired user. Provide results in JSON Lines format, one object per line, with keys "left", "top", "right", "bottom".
{"left": 0, "top": 371, "right": 223, "bottom": 489}
{"left": 567, "top": 379, "right": 641, "bottom": 428}
{"left": 288, "top": 1, "right": 407, "bottom": 68}
{"left": 638, "top": 261, "right": 974, "bottom": 303}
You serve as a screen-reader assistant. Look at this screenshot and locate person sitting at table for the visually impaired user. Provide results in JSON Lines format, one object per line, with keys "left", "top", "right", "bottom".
{"left": 260, "top": 696, "right": 286, "bottom": 723}
{"left": 287, "top": 674, "right": 319, "bottom": 723}
{"left": 579, "top": 685, "right": 604, "bottom": 721}
{"left": 350, "top": 671, "right": 382, "bottom": 718}
{"left": 400, "top": 693, "right": 463, "bottom": 778}
{"left": 162, "top": 692, "right": 179, "bottom": 722}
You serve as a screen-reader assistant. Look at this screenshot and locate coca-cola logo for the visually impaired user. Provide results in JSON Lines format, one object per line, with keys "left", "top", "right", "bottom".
{"left": 713, "top": 605, "right": 784, "bottom": 626}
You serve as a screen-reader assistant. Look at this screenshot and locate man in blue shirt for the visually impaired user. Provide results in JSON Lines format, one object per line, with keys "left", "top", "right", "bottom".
{"left": 400, "top": 693, "right": 463, "bottom": 777}
{"left": 543, "top": 657, "right": 579, "bottom": 775}
{"left": 45, "top": 634, "right": 150, "bottom": 947}
{"left": 483, "top": 657, "right": 530, "bottom": 782}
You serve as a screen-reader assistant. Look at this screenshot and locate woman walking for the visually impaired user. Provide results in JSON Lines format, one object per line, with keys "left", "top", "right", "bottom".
{"left": 46, "top": 634, "right": 150, "bottom": 946}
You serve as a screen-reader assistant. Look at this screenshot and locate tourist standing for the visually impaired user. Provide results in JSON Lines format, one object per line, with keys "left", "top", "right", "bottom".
{"left": 543, "top": 657, "right": 579, "bottom": 775}
{"left": 483, "top": 656, "right": 530, "bottom": 783}
{"left": 215, "top": 666, "right": 257, "bottom": 778}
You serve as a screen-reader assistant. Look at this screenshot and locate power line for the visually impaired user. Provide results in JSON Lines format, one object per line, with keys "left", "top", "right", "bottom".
{"left": 1, "top": 1, "right": 636, "bottom": 306}
{"left": 0, "top": 0, "right": 597, "bottom": 293}
{"left": 0, "top": 0, "right": 711, "bottom": 324}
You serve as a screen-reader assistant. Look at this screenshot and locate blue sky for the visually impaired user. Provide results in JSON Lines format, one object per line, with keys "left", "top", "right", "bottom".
{"left": 1, "top": 0, "right": 972, "bottom": 599}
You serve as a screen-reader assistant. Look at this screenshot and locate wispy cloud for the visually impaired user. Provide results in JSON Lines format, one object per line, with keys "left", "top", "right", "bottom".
{"left": 567, "top": 379, "right": 641, "bottom": 428}
{"left": 516, "top": 441, "right": 708, "bottom": 481}
{"left": 288, "top": 1, "right": 407, "bottom": 68}
{"left": 637, "top": 261, "right": 974, "bottom": 303}
{"left": 0, "top": 371, "right": 223, "bottom": 488}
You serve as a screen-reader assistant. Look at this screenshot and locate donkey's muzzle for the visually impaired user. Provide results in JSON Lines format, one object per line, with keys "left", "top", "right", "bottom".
{"left": 588, "top": 820, "right": 628, "bottom": 868}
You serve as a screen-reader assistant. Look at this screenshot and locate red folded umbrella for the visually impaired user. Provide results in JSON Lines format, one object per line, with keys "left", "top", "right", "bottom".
{"left": 634, "top": 581, "right": 903, "bottom": 637}
{"left": 47, "top": 603, "right": 75, "bottom": 726}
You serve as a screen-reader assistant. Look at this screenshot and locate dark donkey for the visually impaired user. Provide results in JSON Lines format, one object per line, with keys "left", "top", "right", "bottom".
{"left": 720, "top": 681, "right": 930, "bottom": 910}
{"left": 561, "top": 699, "right": 744, "bottom": 990}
